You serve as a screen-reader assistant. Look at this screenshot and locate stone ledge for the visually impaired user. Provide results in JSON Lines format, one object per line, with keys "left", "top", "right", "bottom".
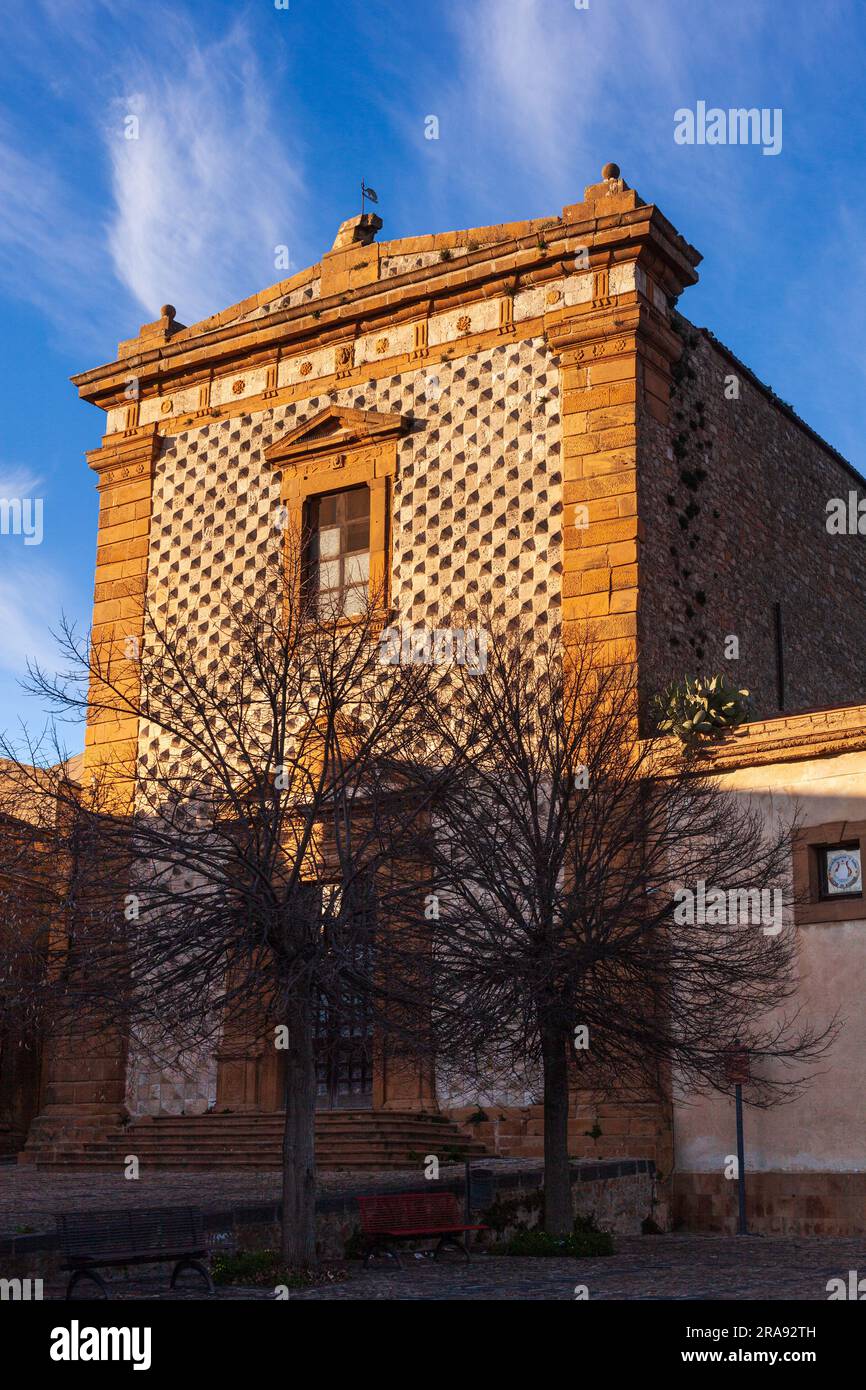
{"left": 683, "top": 703, "right": 866, "bottom": 771}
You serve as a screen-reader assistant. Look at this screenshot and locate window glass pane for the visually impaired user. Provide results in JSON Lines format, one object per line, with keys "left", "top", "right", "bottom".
{"left": 343, "top": 585, "right": 366, "bottom": 617}
{"left": 306, "top": 485, "right": 374, "bottom": 618}
{"left": 318, "top": 559, "right": 340, "bottom": 590}
{"left": 318, "top": 590, "right": 343, "bottom": 620}
{"left": 345, "top": 552, "right": 370, "bottom": 585}
{"left": 318, "top": 526, "right": 341, "bottom": 559}
{"left": 346, "top": 519, "right": 370, "bottom": 552}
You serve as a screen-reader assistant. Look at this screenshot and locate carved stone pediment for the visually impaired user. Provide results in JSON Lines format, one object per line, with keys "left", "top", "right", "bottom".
{"left": 265, "top": 405, "right": 410, "bottom": 469}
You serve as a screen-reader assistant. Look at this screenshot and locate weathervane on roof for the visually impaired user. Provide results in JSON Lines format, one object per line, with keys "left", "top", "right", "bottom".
{"left": 361, "top": 181, "right": 379, "bottom": 216}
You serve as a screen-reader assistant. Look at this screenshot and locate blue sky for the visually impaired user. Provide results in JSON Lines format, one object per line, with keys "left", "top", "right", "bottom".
{"left": 2, "top": 0, "right": 865, "bottom": 747}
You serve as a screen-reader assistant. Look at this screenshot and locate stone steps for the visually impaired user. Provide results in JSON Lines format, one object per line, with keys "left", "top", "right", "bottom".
{"left": 25, "top": 1109, "right": 488, "bottom": 1171}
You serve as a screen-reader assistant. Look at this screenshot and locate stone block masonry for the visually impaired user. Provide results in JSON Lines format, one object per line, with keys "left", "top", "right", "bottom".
{"left": 637, "top": 320, "right": 866, "bottom": 722}
{"left": 673, "top": 1171, "right": 866, "bottom": 1237}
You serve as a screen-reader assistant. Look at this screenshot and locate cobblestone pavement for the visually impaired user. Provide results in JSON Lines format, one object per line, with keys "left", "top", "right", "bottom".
{"left": 38, "top": 1237, "right": 866, "bottom": 1301}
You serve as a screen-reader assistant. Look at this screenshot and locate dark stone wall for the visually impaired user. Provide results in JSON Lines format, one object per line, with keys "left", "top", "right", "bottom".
{"left": 638, "top": 317, "right": 866, "bottom": 724}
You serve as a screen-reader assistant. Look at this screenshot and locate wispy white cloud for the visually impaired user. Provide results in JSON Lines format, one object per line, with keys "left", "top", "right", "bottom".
{"left": 408, "top": 0, "right": 778, "bottom": 224}
{"left": 0, "top": 558, "right": 62, "bottom": 680}
{"left": 0, "top": 6, "right": 305, "bottom": 343}
{"left": 105, "top": 19, "right": 305, "bottom": 325}
{"left": 447, "top": 0, "right": 586, "bottom": 193}
{"left": 0, "top": 467, "right": 43, "bottom": 500}
{"left": 0, "top": 126, "right": 111, "bottom": 346}
{"left": 421, "top": 0, "right": 687, "bottom": 208}
{"left": 0, "top": 469, "right": 55, "bottom": 681}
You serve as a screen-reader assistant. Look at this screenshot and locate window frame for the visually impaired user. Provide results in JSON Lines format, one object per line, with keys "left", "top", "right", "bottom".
{"left": 792, "top": 820, "right": 866, "bottom": 924}
{"left": 816, "top": 841, "right": 863, "bottom": 903}
{"left": 304, "top": 483, "right": 372, "bottom": 620}
{"left": 266, "top": 405, "right": 408, "bottom": 622}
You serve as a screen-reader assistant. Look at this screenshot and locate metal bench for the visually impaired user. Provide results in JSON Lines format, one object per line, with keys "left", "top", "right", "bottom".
{"left": 357, "top": 1191, "right": 487, "bottom": 1267}
{"left": 56, "top": 1206, "right": 214, "bottom": 1299}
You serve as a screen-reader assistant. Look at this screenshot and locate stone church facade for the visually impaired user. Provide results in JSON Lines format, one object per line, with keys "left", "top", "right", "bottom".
{"left": 19, "top": 167, "right": 866, "bottom": 1227}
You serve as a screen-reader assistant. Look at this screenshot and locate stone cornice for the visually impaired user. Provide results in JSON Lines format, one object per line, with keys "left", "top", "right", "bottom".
{"left": 71, "top": 197, "right": 702, "bottom": 413}
{"left": 547, "top": 300, "right": 681, "bottom": 372}
{"left": 85, "top": 423, "right": 161, "bottom": 491}
{"left": 71, "top": 235, "right": 578, "bottom": 402}
{"left": 648, "top": 704, "right": 866, "bottom": 774}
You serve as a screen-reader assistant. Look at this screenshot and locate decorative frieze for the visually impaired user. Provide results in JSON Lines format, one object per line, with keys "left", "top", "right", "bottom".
{"left": 592, "top": 267, "right": 612, "bottom": 307}
{"left": 411, "top": 318, "right": 429, "bottom": 359}
{"left": 335, "top": 342, "right": 354, "bottom": 377}
{"left": 262, "top": 362, "right": 279, "bottom": 398}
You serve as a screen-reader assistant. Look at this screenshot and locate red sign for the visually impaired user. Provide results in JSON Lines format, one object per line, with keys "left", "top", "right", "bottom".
{"left": 725, "top": 1046, "right": 751, "bottom": 1085}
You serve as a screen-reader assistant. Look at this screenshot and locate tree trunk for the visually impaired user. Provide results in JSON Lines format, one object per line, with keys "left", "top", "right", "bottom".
{"left": 280, "top": 988, "right": 318, "bottom": 1267}
{"left": 541, "top": 1020, "right": 573, "bottom": 1236}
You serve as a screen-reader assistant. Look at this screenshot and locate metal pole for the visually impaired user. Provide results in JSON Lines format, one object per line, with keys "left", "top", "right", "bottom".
{"left": 464, "top": 1159, "right": 471, "bottom": 1223}
{"left": 735, "top": 1082, "right": 747, "bottom": 1234}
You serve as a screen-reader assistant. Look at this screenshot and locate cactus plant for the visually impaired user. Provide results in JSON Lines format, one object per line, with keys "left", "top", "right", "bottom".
{"left": 653, "top": 674, "right": 750, "bottom": 748}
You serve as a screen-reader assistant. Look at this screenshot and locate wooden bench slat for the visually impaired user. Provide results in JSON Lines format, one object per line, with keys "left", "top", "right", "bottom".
{"left": 56, "top": 1207, "right": 205, "bottom": 1261}
{"left": 55, "top": 1205, "right": 214, "bottom": 1299}
{"left": 358, "top": 1192, "right": 486, "bottom": 1239}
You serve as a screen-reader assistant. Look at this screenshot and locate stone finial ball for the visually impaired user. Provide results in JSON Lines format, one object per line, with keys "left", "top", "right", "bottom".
{"left": 602, "top": 163, "right": 621, "bottom": 181}
{"left": 160, "top": 304, "right": 176, "bottom": 320}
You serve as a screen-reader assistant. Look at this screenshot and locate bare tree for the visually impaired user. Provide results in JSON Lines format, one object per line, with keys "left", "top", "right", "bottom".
{"left": 0, "top": 567, "right": 838, "bottom": 1254}
{"left": 409, "top": 616, "right": 837, "bottom": 1236}
{"left": 0, "top": 759, "right": 77, "bottom": 1152}
{"left": 0, "top": 538, "right": 445, "bottom": 1267}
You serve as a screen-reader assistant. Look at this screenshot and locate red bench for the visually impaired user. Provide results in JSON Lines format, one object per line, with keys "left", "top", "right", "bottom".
{"left": 357, "top": 1191, "right": 488, "bottom": 1267}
